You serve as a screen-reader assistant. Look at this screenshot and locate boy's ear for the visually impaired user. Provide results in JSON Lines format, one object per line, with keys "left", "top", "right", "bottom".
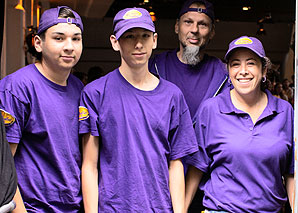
{"left": 110, "top": 35, "right": 120, "bottom": 51}
{"left": 152, "top": 33, "right": 158, "bottom": 50}
{"left": 34, "top": 35, "right": 43, "bottom": 53}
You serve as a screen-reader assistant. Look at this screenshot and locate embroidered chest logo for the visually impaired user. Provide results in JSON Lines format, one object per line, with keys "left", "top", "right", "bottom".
{"left": 0, "top": 109, "right": 15, "bottom": 125}
{"left": 79, "top": 106, "right": 89, "bottom": 121}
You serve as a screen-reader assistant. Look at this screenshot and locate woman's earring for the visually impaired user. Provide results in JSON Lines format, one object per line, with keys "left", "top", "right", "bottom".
{"left": 262, "top": 76, "right": 267, "bottom": 83}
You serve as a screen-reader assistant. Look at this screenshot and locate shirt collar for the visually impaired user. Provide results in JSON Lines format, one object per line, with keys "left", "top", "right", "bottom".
{"left": 219, "top": 89, "right": 284, "bottom": 115}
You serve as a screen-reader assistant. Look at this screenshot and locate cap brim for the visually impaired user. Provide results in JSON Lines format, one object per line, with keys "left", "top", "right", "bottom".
{"left": 115, "top": 22, "right": 155, "bottom": 40}
{"left": 224, "top": 46, "right": 264, "bottom": 61}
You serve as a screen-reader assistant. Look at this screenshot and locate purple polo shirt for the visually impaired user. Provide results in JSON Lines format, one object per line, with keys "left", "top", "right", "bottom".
{"left": 186, "top": 89, "right": 294, "bottom": 212}
{"left": 79, "top": 69, "right": 198, "bottom": 212}
{"left": 149, "top": 49, "right": 229, "bottom": 120}
{"left": 0, "top": 64, "right": 83, "bottom": 212}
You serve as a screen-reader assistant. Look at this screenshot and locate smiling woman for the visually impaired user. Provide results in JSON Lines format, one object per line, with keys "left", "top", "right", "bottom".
{"left": 224, "top": 36, "right": 271, "bottom": 123}
{"left": 185, "top": 35, "right": 295, "bottom": 213}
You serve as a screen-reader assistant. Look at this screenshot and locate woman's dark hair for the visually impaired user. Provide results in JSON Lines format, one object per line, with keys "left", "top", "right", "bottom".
{"left": 260, "top": 56, "right": 271, "bottom": 91}
{"left": 32, "top": 7, "right": 76, "bottom": 61}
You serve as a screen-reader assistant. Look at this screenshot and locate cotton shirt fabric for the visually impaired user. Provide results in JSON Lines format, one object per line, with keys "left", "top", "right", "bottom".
{"left": 79, "top": 69, "right": 198, "bottom": 212}
{"left": 0, "top": 64, "right": 83, "bottom": 212}
{"left": 149, "top": 49, "right": 229, "bottom": 120}
{"left": 0, "top": 113, "right": 17, "bottom": 207}
{"left": 186, "top": 89, "right": 294, "bottom": 212}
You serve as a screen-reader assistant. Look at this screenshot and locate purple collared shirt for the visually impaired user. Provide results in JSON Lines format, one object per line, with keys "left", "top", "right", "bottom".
{"left": 186, "top": 89, "right": 294, "bottom": 212}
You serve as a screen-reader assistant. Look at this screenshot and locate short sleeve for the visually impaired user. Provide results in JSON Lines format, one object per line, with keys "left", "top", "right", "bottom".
{"left": 169, "top": 94, "right": 198, "bottom": 160}
{"left": 0, "top": 90, "right": 29, "bottom": 144}
{"left": 184, "top": 105, "right": 211, "bottom": 173}
{"left": 79, "top": 88, "right": 100, "bottom": 136}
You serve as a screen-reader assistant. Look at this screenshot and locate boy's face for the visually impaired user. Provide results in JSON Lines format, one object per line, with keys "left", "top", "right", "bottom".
{"left": 116, "top": 28, "right": 157, "bottom": 68}
{"left": 35, "top": 23, "right": 83, "bottom": 71}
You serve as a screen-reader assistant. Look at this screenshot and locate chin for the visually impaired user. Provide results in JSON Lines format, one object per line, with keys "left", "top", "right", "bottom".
{"left": 234, "top": 88, "right": 256, "bottom": 96}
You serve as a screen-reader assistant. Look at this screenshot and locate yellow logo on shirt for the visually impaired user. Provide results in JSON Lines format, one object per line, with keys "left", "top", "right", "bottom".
{"left": 79, "top": 106, "right": 89, "bottom": 121}
{"left": 234, "top": 37, "right": 253, "bottom": 45}
{"left": 0, "top": 109, "right": 15, "bottom": 125}
{"left": 123, "top": 9, "right": 142, "bottom": 19}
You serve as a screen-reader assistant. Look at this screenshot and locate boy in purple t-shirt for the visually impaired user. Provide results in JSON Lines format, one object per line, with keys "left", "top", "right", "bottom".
{"left": 79, "top": 7, "right": 198, "bottom": 212}
{"left": 0, "top": 6, "right": 84, "bottom": 212}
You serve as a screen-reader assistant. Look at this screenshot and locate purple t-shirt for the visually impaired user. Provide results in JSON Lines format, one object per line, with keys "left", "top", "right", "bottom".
{"left": 149, "top": 50, "right": 228, "bottom": 120}
{"left": 186, "top": 89, "right": 294, "bottom": 212}
{"left": 0, "top": 64, "right": 83, "bottom": 212}
{"left": 79, "top": 69, "right": 198, "bottom": 212}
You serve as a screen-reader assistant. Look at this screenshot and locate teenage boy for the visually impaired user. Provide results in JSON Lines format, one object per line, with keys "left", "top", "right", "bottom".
{"left": 0, "top": 6, "right": 84, "bottom": 212}
{"left": 79, "top": 7, "right": 198, "bottom": 212}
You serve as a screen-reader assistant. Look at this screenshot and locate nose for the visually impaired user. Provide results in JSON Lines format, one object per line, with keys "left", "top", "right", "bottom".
{"left": 239, "top": 64, "right": 249, "bottom": 75}
{"left": 134, "top": 37, "right": 143, "bottom": 49}
{"left": 190, "top": 23, "right": 199, "bottom": 33}
{"left": 64, "top": 38, "right": 74, "bottom": 52}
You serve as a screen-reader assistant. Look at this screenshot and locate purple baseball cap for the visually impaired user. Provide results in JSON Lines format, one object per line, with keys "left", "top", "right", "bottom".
{"left": 112, "top": 7, "right": 155, "bottom": 40}
{"left": 37, "top": 6, "right": 83, "bottom": 35}
{"left": 178, "top": 0, "right": 215, "bottom": 22}
{"left": 224, "top": 36, "right": 266, "bottom": 61}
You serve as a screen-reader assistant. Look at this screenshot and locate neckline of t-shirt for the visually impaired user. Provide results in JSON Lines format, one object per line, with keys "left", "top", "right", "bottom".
{"left": 116, "top": 68, "right": 162, "bottom": 96}
{"left": 33, "top": 64, "right": 69, "bottom": 92}
{"left": 172, "top": 49, "right": 206, "bottom": 70}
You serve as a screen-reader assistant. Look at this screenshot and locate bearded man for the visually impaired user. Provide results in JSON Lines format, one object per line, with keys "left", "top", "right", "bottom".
{"left": 150, "top": 0, "right": 228, "bottom": 122}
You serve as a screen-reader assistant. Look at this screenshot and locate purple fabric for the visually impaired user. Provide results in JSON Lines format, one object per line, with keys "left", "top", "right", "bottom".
{"left": 186, "top": 89, "right": 294, "bottom": 212}
{"left": 113, "top": 8, "right": 155, "bottom": 39}
{"left": 149, "top": 50, "right": 229, "bottom": 120}
{"left": 0, "top": 64, "right": 83, "bottom": 212}
{"left": 79, "top": 69, "right": 198, "bottom": 212}
{"left": 225, "top": 36, "right": 266, "bottom": 61}
{"left": 178, "top": 0, "right": 215, "bottom": 22}
{"left": 37, "top": 6, "right": 83, "bottom": 35}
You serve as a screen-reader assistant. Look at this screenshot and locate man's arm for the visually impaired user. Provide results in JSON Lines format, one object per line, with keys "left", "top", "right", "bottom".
{"left": 81, "top": 133, "right": 99, "bottom": 213}
{"left": 185, "top": 165, "right": 203, "bottom": 212}
{"left": 285, "top": 174, "right": 294, "bottom": 209}
{"left": 169, "top": 159, "right": 184, "bottom": 213}
{"left": 9, "top": 143, "right": 27, "bottom": 213}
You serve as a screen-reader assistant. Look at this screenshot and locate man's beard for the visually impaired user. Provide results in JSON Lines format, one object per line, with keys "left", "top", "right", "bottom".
{"left": 182, "top": 45, "right": 201, "bottom": 66}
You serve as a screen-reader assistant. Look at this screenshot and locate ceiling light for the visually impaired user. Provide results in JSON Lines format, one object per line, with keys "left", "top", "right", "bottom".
{"left": 150, "top": 12, "right": 156, "bottom": 21}
{"left": 15, "top": 0, "right": 25, "bottom": 11}
{"left": 256, "top": 23, "right": 266, "bottom": 35}
{"left": 242, "top": 6, "right": 251, "bottom": 11}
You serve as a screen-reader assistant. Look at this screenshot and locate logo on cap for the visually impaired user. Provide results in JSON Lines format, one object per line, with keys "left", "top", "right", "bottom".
{"left": 0, "top": 109, "right": 15, "bottom": 125}
{"left": 123, "top": 9, "right": 142, "bottom": 19}
{"left": 79, "top": 106, "right": 89, "bottom": 121}
{"left": 234, "top": 37, "right": 253, "bottom": 45}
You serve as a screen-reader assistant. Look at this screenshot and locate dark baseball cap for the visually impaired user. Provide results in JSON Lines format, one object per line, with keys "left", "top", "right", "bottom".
{"left": 225, "top": 36, "right": 266, "bottom": 61}
{"left": 37, "top": 6, "right": 83, "bottom": 35}
{"left": 178, "top": 0, "right": 215, "bottom": 23}
{"left": 112, "top": 7, "right": 155, "bottom": 40}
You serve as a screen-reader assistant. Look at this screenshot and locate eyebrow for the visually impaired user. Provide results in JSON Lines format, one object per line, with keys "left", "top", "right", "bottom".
{"left": 246, "top": 57, "right": 256, "bottom": 61}
{"left": 230, "top": 57, "right": 257, "bottom": 62}
{"left": 51, "top": 32, "right": 82, "bottom": 36}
